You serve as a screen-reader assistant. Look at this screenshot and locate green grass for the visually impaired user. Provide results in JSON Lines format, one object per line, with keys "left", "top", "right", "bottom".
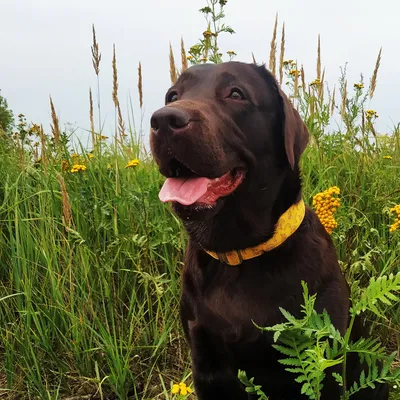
{"left": 1, "top": 2, "right": 400, "bottom": 398}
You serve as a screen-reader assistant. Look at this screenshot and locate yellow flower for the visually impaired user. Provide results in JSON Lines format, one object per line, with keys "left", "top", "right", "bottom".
{"left": 289, "top": 69, "right": 300, "bottom": 77}
{"left": 227, "top": 50, "right": 237, "bottom": 56}
{"left": 171, "top": 382, "right": 193, "bottom": 396}
{"left": 88, "top": 153, "right": 95, "bottom": 159}
{"left": 200, "top": 57, "right": 208, "bottom": 62}
{"left": 70, "top": 164, "right": 87, "bottom": 173}
{"left": 125, "top": 159, "right": 140, "bottom": 169}
{"left": 71, "top": 153, "right": 79, "bottom": 158}
{"left": 354, "top": 83, "right": 364, "bottom": 90}
{"left": 283, "top": 59, "right": 295, "bottom": 66}
{"left": 62, "top": 160, "right": 69, "bottom": 171}
{"left": 390, "top": 205, "right": 400, "bottom": 233}
{"left": 383, "top": 155, "right": 392, "bottom": 160}
{"left": 365, "top": 109, "right": 378, "bottom": 119}
{"left": 98, "top": 135, "right": 109, "bottom": 140}
{"left": 187, "top": 55, "right": 193, "bottom": 60}
{"left": 203, "top": 30, "right": 213, "bottom": 38}
{"left": 28, "top": 123, "right": 41, "bottom": 135}
{"left": 310, "top": 78, "right": 321, "bottom": 86}
{"left": 312, "top": 186, "right": 341, "bottom": 235}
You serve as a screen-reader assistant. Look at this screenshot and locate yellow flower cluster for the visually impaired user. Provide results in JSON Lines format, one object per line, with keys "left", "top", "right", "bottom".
{"left": 312, "top": 186, "right": 341, "bottom": 234}
{"left": 383, "top": 155, "right": 392, "bottom": 160}
{"left": 70, "top": 164, "right": 87, "bottom": 173}
{"left": 62, "top": 160, "right": 69, "bottom": 171}
{"left": 283, "top": 59, "right": 295, "bottom": 66}
{"left": 390, "top": 205, "right": 400, "bottom": 233}
{"left": 289, "top": 69, "right": 300, "bottom": 77}
{"left": 172, "top": 382, "right": 193, "bottom": 396}
{"left": 203, "top": 30, "right": 213, "bottom": 38}
{"left": 310, "top": 78, "right": 321, "bottom": 86}
{"left": 354, "top": 82, "right": 364, "bottom": 90}
{"left": 366, "top": 109, "right": 378, "bottom": 119}
{"left": 227, "top": 50, "right": 237, "bottom": 56}
{"left": 125, "top": 159, "right": 140, "bottom": 169}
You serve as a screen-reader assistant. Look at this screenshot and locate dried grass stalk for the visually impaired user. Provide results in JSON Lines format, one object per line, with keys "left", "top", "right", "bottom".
{"left": 58, "top": 174, "right": 73, "bottom": 230}
{"left": 252, "top": 53, "right": 257, "bottom": 64}
{"left": 317, "top": 34, "right": 321, "bottom": 80}
{"left": 112, "top": 45, "right": 126, "bottom": 139}
{"left": 180, "top": 37, "right": 188, "bottom": 72}
{"left": 138, "top": 62, "right": 143, "bottom": 109}
{"left": 40, "top": 125, "right": 47, "bottom": 174}
{"left": 89, "top": 88, "right": 95, "bottom": 148}
{"left": 91, "top": 24, "right": 101, "bottom": 76}
{"left": 341, "top": 80, "right": 347, "bottom": 117}
{"left": 279, "top": 23, "right": 285, "bottom": 85}
{"left": 169, "top": 42, "right": 178, "bottom": 84}
{"left": 330, "top": 86, "right": 336, "bottom": 116}
{"left": 301, "top": 66, "right": 306, "bottom": 92}
{"left": 112, "top": 45, "right": 119, "bottom": 107}
{"left": 269, "top": 14, "right": 278, "bottom": 76}
{"left": 319, "top": 68, "right": 325, "bottom": 101}
{"left": 50, "top": 96, "right": 61, "bottom": 147}
{"left": 369, "top": 47, "right": 382, "bottom": 100}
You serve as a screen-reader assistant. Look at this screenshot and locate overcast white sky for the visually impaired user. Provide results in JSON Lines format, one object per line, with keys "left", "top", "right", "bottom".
{"left": 1, "top": 0, "right": 399, "bottom": 147}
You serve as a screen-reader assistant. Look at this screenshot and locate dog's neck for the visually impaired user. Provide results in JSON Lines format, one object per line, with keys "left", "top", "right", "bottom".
{"left": 184, "top": 168, "right": 303, "bottom": 253}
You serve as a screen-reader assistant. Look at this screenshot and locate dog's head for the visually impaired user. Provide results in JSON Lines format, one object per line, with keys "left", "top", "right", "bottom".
{"left": 150, "top": 61, "right": 309, "bottom": 251}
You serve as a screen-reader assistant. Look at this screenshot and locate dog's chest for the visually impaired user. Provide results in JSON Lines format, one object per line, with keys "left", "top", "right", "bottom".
{"left": 193, "top": 262, "right": 300, "bottom": 341}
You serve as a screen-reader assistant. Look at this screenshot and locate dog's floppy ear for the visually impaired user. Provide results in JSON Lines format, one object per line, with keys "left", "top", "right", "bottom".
{"left": 279, "top": 87, "right": 309, "bottom": 170}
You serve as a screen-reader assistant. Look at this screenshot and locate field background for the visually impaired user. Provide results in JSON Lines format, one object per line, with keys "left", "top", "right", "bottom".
{"left": 1, "top": 1, "right": 400, "bottom": 399}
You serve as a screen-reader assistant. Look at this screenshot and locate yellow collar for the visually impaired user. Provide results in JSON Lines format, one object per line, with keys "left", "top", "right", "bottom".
{"left": 204, "top": 200, "right": 306, "bottom": 266}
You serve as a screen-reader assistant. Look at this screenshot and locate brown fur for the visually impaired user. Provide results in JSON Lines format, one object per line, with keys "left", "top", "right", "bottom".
{"left": 150, "top": 62, "right": 388, "bottom": 399}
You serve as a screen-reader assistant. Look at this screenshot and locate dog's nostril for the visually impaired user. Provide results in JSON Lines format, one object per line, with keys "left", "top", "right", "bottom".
{"left": 150, "top": 107, "right": 190, "bottom": 133}
{"left": 150, "top": 116, "right": 159, "bottom": 131}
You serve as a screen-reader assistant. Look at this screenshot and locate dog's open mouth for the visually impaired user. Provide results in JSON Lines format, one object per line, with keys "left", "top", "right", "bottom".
{"left": 158, "top": 158, "right": 245, "bottom": 206}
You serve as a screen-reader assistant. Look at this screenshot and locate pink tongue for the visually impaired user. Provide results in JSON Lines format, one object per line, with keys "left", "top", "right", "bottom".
{"left": 159, "top": 177, "right": 212, "bottom": 206}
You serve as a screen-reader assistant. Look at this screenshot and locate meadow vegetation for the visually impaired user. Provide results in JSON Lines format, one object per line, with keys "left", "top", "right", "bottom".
{"left": 0, "top": 1, "right": 400, "bottom": 398}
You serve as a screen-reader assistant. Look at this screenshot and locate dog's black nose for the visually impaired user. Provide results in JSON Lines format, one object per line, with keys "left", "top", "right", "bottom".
{"left": 150, "top": 107, "right": 190, "bottom": 133}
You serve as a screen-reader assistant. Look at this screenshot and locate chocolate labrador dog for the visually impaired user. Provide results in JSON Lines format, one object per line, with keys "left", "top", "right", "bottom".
{"left": 150, "top": 62, "right": 388, "bottom": 399}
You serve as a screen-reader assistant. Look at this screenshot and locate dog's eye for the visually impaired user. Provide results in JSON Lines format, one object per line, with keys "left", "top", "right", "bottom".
{"left": 228, "top": 89, "right": 245, "bottom": 101}
{"left": 167, "top": 91, "right": 179, "bottom": 103}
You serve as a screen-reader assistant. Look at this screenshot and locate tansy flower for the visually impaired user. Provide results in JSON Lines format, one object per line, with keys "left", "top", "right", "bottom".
{"left": 310, "top": 78, "right": 321, "bottom": 86}
{"left": 70, "top": 164, "right": 86, "bottom": 173}
{"left": 312, "top": 186, "right": 341, "bottom": 235}
{"left": 200, "top": 57, "right": 208, "bottom": 62}
{"left": 289, "top": 69, "right": 300, "bottom": 77}
{"left": 389, "top": 205, "right": 400, "bottom": 233}
{"left": 28, "top": 124, "right": 41, "bottom": 135}
{"left": 203, "top": 30, "right": 213, "bottom": 38}
{"left": 61, "top": 160, "right": 69, "bottom": 171}
{"left": 354, "top": 83, "right": 364, "bottom": 90}
{"left": 171, "top": 382, "right": 193, "bottom": 396}
{"left": 383, "top": 155, "right": 392, "bottom": 160}
{"left": 283, "top": 59, "right": 295, "bottom": 66}
{"left": 187, "top": 55, "right": 193, "bottom": 60}
{"left": 365, "top": 109, "right": 378, "bottom": 119}
{"left": 71, "top": 153, "right": 79, "bottom": 158}
{"left": 125, "top": 159, "right": 140, "bottom": 169}
{"left": 227, "top": 50, "right": 237, "bottom": 56}
{"left": 98, "top": 135, "right": 109, "bottom": 140}
{"left": 88, "top": 153, "right": 94, "bottom": 159}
